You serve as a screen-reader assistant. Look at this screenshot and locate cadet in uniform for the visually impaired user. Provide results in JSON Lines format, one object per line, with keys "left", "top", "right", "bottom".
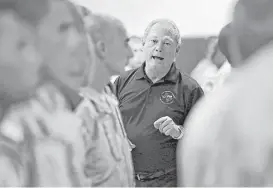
{"left": 75, "top": 12, "right": 135, "bottom": 187}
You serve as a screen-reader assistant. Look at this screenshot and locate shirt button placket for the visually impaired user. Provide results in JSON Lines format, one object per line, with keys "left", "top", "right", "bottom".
{"left": 147, "top": 86, "right": 153, "bottom": 104}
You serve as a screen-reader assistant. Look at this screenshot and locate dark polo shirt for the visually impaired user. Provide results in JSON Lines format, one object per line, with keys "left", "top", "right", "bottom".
{"left": 113, "top": 63, "right": 203, "bottom": 173}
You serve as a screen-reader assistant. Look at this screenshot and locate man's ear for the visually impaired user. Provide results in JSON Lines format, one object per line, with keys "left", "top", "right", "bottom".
{"left": 176, "top": 44, "right": 181, "bottom": 54}
{"left": 173, "top": 45, "right": 181, "bottom": 62}
{"left": 95, "top": 41, "right": 107, "bottom": 59}
{"left": 142, "top": 37, "right": 146, "bottom": 46}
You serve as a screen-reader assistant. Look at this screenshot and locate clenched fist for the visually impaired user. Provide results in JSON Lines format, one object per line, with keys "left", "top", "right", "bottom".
{"left": 154, "top": 116, "right": 183, "bottom": 139}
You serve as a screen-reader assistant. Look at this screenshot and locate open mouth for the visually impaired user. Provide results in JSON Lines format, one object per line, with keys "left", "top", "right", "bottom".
{"left": 152, "top": 56, "right": 164, "bottom": 60}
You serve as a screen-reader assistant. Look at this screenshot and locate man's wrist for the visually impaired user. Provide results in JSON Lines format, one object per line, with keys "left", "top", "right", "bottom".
{"left": 172, "top": 125, "right": 184, "bottom": 140}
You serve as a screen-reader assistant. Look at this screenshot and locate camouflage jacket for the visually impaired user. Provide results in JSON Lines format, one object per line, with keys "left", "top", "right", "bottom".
{"left": 76, "top": 85, "right": 135, "bottom": 187}
{"left": 0, "top": 84, "right": 87, "bottom": 186}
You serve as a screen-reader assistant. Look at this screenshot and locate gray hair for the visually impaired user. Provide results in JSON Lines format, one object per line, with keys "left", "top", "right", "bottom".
{"left": 143, "top": 19, "right": 181, "bottom": 51}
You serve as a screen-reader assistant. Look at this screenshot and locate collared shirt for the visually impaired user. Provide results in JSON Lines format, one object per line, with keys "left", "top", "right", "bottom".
{"left": 178, "top": 43, "right": 273, "bottom": 186}
{"left": 110, "top": 75, "right": 119, "bottom": 84}
{"left": 0, "top": 84, "right": 86, "bottom": 186}
{"left": 75, "top": 85, "right": 135, "bottom": 187}
{"left": 191, "top": 59, "right": 232, "bottom": 94}
{"left": 113, "top": 63, "right": 203, "bottom": 173}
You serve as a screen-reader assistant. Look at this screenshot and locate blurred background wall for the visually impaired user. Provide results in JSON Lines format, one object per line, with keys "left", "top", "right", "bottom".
{"left": 176, "top": 37, "right": 210, "bottom": 74}
{"left": 74, "top": 0, "right": 236, "bottom": 74}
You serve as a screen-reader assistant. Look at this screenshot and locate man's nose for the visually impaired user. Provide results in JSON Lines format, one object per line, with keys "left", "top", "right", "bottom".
{"left": 155, "top": 41, "right": 163, "bottom": 52}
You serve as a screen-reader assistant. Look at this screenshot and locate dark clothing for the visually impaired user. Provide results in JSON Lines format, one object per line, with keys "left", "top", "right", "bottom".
{"left": 135, "top": 169, "right": 177, "bottom": 187}
{"left": 113, "top": 63, "right": 203, "bottom": 185}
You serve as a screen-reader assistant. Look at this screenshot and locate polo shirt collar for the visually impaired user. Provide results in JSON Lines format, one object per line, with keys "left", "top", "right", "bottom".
{"left": 135, "top": 62, "right": 179, "bottom": 83}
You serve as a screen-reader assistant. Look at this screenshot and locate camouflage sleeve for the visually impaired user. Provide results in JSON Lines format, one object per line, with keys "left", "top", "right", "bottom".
{"left": 78, "top": 87, "right": 135, "bottom": 186}
{"left": 0, "top": 134, "right": 24, "bottom": 186}
{"left": 76, "top": 102, "right": 118, "bottom": 186}
{"left": 104, "top": 85, "right": 135, "bottom": 151}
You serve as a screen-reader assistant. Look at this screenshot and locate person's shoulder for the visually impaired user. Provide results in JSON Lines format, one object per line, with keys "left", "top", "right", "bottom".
{"left": 116, "top": 68, "right": 138, "bottom": 81}
{"left": 179, "top": 71, "right": 202, "bottom": 91}
{"left": 114, "top": 68, "right": 139, "bottom": 90}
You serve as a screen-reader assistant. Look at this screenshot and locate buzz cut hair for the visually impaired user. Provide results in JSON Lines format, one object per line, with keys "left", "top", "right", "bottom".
{"left": 143, "top": 19, "right": 181, "bottom": 50}
{"left": 77, "top": 5, "right": 92, "bottom": 18}
{"left": 86, "top": 13, "right": 126, "bottom": 43}
{"left": 0, "top": 0, "right": 49, "bottom": 27}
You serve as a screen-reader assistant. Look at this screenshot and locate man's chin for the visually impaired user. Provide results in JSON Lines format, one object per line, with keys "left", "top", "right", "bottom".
{"left": 116, "top": 69, "right": 125, "bottom": 75}
{"left": 146, "top": 59, "right": 164, "bottom": 66}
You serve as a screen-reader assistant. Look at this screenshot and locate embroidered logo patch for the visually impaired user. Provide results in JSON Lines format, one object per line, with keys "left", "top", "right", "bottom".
{"left": 160, "top": 91, "right": 175, "bottom": 104}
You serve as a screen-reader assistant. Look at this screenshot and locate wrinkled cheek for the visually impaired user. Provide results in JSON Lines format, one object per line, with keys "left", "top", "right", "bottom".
{"left": 143, "top": 48, "right": 154, "bottom": 60}
{"left": 167, "top": 53, "right": 176, "bottom": 63}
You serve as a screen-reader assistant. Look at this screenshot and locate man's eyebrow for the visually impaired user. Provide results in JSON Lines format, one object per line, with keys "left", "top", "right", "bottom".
{"left": 163, "top": 37, "right": 174, "bottom": 43}
{"left": 164, "top": 36, "right": 174, "bottom": 40}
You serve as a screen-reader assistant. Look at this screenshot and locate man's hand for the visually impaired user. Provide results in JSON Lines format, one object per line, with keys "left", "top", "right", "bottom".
{"left": 154, "top": 116, "right": 182, "bottom": 139}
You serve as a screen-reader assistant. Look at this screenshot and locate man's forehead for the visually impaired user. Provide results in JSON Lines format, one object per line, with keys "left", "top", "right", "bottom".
{"left": 115, "top": 25, "right": 128, "bottom": 40}
{"left": 47, "top": 1, "right": 71, "bottom": 20}
{"left": 148, "top": 23, "right": 176, "bottom": 40}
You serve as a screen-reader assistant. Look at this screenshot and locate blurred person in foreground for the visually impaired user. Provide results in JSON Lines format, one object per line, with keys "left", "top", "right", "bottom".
{"left": 0, "top": 0, "right": 91, "bottom": 186}
{"left": 32, "top": 0, "right": 91, "bottom": 185}
{"left": 125, "top": 35, "right": 144, "bottom": 71}
{"left": 0, "top": 0, "right": 45, "bottom": 186}
{"left": 177, "top": 0, "right": 273, "bottom": 186}
{"left": 75, "top": 12, "right": 135, "bottom": 187}
{"left": 111, "top": 35, "right": 143, "bottom": 83}
{"left": 191, "top": 36, "right": 231, "bottom": 94}
{"left": 113, "top": 19, "right": 203, "bottom": 187}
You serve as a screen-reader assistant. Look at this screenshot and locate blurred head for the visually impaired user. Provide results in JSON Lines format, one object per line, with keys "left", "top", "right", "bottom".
{"left": 218, "top": 23, "right": 243, "bottom": 68}
{"left": 127, "top": 35, "right": 144, "bottom": 69}
{"left": 0, "top": 0, "right": 47, "bottom": 105}
{"left": 206, "top": 36, "right": 227, "bottom": 68}
{"left": 88, "top": 14, "right": 133, "bottom": 75}
{"left": 232, "top": 0, "right": 273, "bottom": 63}
{"left": 142, "top": 19, "right": 181, "bottom": 73}
{"left": 218, "top": 24, "right": 232, "bottom": 64}
{"left": 37, "top": 0, "right": 90, "bottom": 92}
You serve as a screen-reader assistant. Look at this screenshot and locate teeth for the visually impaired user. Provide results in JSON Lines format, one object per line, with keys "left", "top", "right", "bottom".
{"left": 152, "top": 56, "right": 163, "bottom": 60}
